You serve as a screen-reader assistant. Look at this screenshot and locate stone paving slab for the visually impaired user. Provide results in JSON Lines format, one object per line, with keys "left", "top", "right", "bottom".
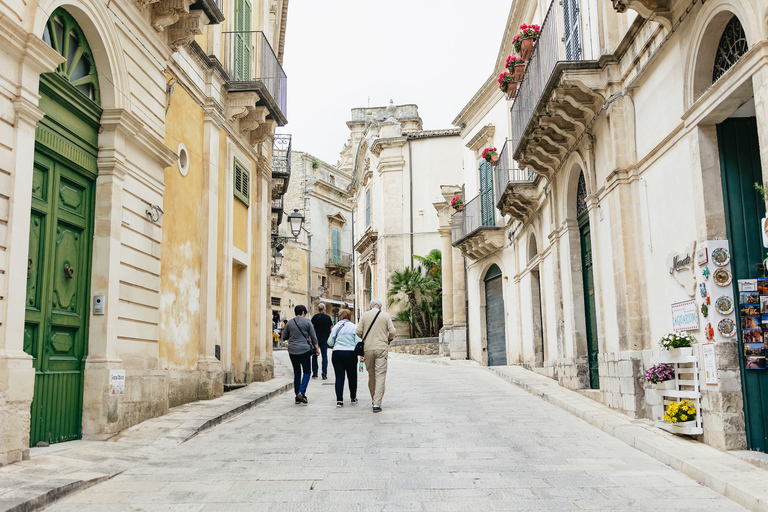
{"left": 458, "top": 360, "right": 768, "bottom": 512}
{"left": 0, "top": 354, "right": 293, "bottom": 512}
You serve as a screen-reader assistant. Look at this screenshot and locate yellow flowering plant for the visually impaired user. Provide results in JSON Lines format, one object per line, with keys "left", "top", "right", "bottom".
{"left": 664, "top": 399, "right": 697, "bottom": 424}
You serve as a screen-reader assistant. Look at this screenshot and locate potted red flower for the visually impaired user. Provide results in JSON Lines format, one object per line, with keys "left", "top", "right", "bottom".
{"left": 451, "top": 196, "right": 464, "bottom": 212}
{"left": 482, "top": 147, "right": 499, "bottom": 166}
{"left": 506, "top": 55, "right": 526, "bottom": 82}
{"left": 513, "top": 23, "right": 540, "bottom": 61}
{"left": 498, "top": 72, "right": 517, "bottom": 99}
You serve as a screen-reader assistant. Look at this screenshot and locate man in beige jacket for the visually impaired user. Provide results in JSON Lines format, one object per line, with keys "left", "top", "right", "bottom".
{"left": 356, "top": 299, "right": 397, "bottom": 412}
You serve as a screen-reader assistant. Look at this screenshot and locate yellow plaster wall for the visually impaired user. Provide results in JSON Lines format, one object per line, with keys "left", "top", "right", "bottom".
{"left": 233, "top": 199, "right": 248, "bottom": 252}
{"left": 159, "top": 71, "right": 203, "bottom": 370}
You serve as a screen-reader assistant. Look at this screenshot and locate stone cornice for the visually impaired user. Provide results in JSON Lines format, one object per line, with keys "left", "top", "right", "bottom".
{"left": 466, "top": 124, "right": 496, "bottom": 153}
{"left": 370, "top": 136, "right": 407, "bottom": 157}
{"left": 101, "top": 108, "right": 178, "bottom": 168}
{"left": 12, "top": 98, "right": 45, "bottom": 127}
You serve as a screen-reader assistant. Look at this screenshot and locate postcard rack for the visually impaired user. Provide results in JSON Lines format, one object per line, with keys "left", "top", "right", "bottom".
{"left": 648, "top": 354, "right": 703, "bottom": 435}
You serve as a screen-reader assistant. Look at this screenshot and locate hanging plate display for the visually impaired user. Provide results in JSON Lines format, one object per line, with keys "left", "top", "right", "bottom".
{"left": 715, "top": 296, "right": 734, "bottom": 315}
{"left": 711, "top": 248, "right": 730, "bottom": 267}
{"left": 713, "top": 268, "right": 732, "bottom": 286}
{"left": 718, "top": 318, "right": 737, "bottom": 337}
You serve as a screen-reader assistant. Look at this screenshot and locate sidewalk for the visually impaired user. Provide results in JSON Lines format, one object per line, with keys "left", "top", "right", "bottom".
{"left": 422, "top": 355, "right": 768, "bottom": 512}
{"left": 0, "top": 352, "right": 293, "bottom": 512}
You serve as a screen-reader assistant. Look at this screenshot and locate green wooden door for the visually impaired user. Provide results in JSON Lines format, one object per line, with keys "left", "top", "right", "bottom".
{"left": 26, "top": 152, "right": 94, "bottom": 445}
{"left": 479, "top": 161, "right": 495, "bottom": 227}
{"left": 579, "top": 212, "right": 599, "bottom": 389}
{"left": 234, "top": 0, "right": 252, "bottom": 81}
{"left": 719, "top": 116, "right": 768, "bottom": 453}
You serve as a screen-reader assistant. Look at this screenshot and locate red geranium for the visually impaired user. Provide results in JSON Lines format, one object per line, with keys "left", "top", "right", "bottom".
{"left": 482, "top": 147, "right": 498, "bottom": 162}
{"left": 506, "top": 55, "right": 524, "bottom": 73}
{"left": 513, "top": 23, "right": 540, "bottom": 53}
{"left": 450, "top": 196, "right": 463, "bottom": 208}
{"left": 497, "top": 72, "right": 514, "bottom": 91}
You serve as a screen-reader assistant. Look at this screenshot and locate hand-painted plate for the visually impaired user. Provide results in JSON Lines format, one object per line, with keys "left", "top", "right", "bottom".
{"left": 718, "top": 318, "right": 736, "bottom": 338}
{"left": 713, "top": 268, "right": 732, "bottom": 286}
{"left": 711, "top": 248, "right": 730, "bottom": 267}
{"left": 715, "top": 296, "right": 734, "bottom": 315}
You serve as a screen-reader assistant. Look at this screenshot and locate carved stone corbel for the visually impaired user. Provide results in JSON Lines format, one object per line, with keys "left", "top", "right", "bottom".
{"left": 225, "top": 91, "right": 260, "bottom": 122}
{"left": 136, "top": 0, "right": 160, "bottom": 7}
{"left": 239, "top": 106, "right": 269, "bottom": 137}
{"left": 151, "top": 0, "right": 194, "bottom": 32}
{"left": 612, "top": 0, "right": 673, "bottom": 28}
{"left": 168, "top": 10, "right": 209, "bottom": 50}
{"left": 250, "top": 119, "right": 277, "bottom": 147}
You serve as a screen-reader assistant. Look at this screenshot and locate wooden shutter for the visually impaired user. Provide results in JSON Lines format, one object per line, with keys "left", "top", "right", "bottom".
{"left": 479, "top": 161, "right": 495, "bottom": 227}
{"left": 365, "top": 189, "right": 371, "bottom": 227}
{"left": 234, "top": 0, "right": 252, "bottom": 81}
{"left": 332, "top": 228, "right": 341, "bottom": 264}
{"left": 563, "top": 0, "right": 582, "bottom": 61}
{"left": 234, "top": 159, "right": 249, "bottom": 205}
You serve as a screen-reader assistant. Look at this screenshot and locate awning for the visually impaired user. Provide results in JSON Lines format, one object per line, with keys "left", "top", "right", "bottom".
{"left": 318, "top": 298, "right": 353, "bottom": 308}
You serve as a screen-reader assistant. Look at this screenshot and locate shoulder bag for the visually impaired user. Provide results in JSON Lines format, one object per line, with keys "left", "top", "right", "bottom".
{"left": 293, "top": 319, "right": 314, "bottom": 352}
{"left": 327, "top": 320, "right": 347, "bottom": 349}
{"left": 355, "top": 310, "right": 380, "bottom": 356}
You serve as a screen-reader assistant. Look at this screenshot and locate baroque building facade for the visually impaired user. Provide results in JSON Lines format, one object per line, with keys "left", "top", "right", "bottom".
{"left": 442, "top": 0, "right": 768, "bottom": 453}
{"left": 270, "top": 151, "right": 354, "bottom": 326}
{"left": 340, "top": 102, "right": 464, "bottom": 331}
{"left": 0, "top": 0, "right": 289, "bottom": 464}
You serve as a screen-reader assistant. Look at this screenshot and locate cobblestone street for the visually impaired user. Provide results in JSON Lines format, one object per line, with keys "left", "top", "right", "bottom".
{"left": 46, "top": 354, "right": 745, "bottom": 512}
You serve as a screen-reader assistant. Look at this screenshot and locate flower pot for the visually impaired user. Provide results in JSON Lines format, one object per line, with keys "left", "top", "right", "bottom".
{"left": 665, "top": 419, "right": 697, "bottom": 428}
{"left": 454, "top": 204, "right": 464, "bottom": 212}
{"left": 668, "top": 347, "right": 693, "bottom": 358}
{"left": 505, "top": 80, "right": 518, "bottom": 99}
{"left": 519, "top": 36, "right": 535, "bottom": 61}
{"left": 654, "top": 380, "right": 676, "bottom": 390}
{"left": 513, "top": 62, "right": 526, "bottom": 82}
{"left": 490, "top": 153, "right": 499, "bottom": 166}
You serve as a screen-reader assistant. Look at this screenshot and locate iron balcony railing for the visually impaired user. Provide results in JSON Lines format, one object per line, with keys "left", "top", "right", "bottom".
{"left": 326, "top": 250, "right": 353, "bottom": 268}
{"left": 221, "top": 31, "right": 287, "bottom": 120}
{"left": 451, "top": 192, "right": 497, "bottom": 245}
{"left": 271, "top": 196, "right": 283, "bottom": 211}
{"left": 495, "top": 140, "right": 536, "bottom": 205}
{"left": 510, "top": 0, "right": 591, "bottom": 157}
{"left": 273, "top": 134, "right": 291, "bottom": 178}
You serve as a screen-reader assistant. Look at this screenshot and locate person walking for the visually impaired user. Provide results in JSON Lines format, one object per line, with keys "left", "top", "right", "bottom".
{"left": 355, "top": 299, "right": 396, "bottom": 413}
{"left": 328, "top": 309, "right": 362, "bottom": 408}
{"left": 311, "top": 303, "right": 333, "bottom": 380}
{"left": 280, "top": 305, "right": 319, "bottom": 404}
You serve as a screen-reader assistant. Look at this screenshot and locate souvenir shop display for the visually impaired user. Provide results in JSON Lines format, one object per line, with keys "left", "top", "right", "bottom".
{"left": 713, "top": 268, "right": 732, "bottom": 286}
{"left": 715, "top": 296, "right": 733, "bottom": 315}
{"left": 711, "top": 247, "right": 730, "bottom": 266}
{"left": 738, "top": 276, "right": 768, "bottom": 370}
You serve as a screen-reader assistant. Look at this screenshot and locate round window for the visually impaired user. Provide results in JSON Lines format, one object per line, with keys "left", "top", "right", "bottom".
{"left": 178, "top": 143, "right": 189, "bottom": 176}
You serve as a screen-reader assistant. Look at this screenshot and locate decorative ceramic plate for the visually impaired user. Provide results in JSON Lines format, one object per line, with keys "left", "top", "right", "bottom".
{"left": 715, "top": 296, "right": 734, "bottom": 315}
{"left": 712, "top": 248, "right": 730, "bottom": 267}
{"left": 718, "top": 318, "right": 736, "bottom": 338}
{"left": 713, "top": 268, "right": 732, "bottom": 286}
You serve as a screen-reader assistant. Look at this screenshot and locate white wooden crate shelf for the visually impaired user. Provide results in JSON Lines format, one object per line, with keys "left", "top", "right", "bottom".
{"left": 648, "top": 352, "right": 703, "bottom": 435}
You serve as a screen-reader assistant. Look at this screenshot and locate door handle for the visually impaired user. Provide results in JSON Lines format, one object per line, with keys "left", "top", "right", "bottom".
{"left": 27, "top": 258, "right": 32, "bottom": 279}
{"left": 64, "top": 263, "right": 74, "bottom": 279}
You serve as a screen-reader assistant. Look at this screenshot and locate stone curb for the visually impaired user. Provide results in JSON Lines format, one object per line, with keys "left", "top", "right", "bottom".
{"left": 480, "top": 363, "right": 768, "bottom": 512}
{"left": 0, "top": 358, "right": 294, "bottom": 512}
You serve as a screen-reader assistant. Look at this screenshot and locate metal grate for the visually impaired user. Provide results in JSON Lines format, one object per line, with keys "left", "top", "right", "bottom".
{"left": 576, "top": 172, "right": 587, "bottom": 216}
{"left": 273, "top": 134, "right": 292, "bottom": 177}
{"left": 713, "top": 16, "right": 748, "bottom": 83}
{"left": 495, "top": 140, "right": 536, "bottom": 205}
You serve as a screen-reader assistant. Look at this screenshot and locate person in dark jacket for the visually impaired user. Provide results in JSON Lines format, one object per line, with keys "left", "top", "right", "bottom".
{"left": 280, "top": 305, "right": 319, "bottom": 404}
{"left": 311, "top": 303, "right": 333, "bottom": 379}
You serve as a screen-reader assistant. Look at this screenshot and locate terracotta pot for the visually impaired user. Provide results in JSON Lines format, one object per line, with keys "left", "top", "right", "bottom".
{"left": 490, "top": 153, "right": 499, "bottom": 166}
{"left": 505, "top": 80, "right": 518, "bottom": 99}
{"left": 455, "top": 204, "right": 464, "bottom": 212}
{"left": 513, "top": 62, "right": 526, "bottom": 82}
{"left": 668, "top": 347, "right": 693, "bottom": 358}
{"left": 519, "top": 36, "right": 535, "bottom": 61}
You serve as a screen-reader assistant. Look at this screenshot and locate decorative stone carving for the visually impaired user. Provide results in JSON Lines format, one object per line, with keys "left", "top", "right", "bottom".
{"left": 239, "top": 106, "right": 268, "bottom": 137}
{"left": 151, "top": 0, "right": 194, "bottom": 32}
{"left": 466, "top": 124, "right": 495, "bottom": 159}
{"left": 612, "top": 0, "right": 672, "bottom": 27}
{"left": 225, "top": 91, "right": 261, "bottom": 122}
{"left": 168, "top": 10, "right": 209, "bottom": 50}
{"left": 497, "top": 182, "right": 537, "bottom": 221}
{"left": 250, "top": 119, "right": 277, "bottom": 147}
{"left": 136, "top": 0, "right": 160, "bottom": 7}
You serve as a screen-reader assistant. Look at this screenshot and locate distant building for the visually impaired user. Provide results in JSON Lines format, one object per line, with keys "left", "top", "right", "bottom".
{"left": 270, "top": 152, "right": 354, "bottom": 326}
{"left": 340, "top": 101, "right": 464, "bottom": 335}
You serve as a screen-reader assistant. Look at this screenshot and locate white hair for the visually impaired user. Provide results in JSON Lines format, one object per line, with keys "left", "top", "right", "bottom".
{"left": 370, "top": 299, "right": 383, "bottom": 309}
{"left": 318, "top": 303, "right": 326, "bottom": 312}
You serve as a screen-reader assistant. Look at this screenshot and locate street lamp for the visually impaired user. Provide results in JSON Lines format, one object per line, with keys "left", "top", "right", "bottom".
{"left": 288, "top": 209, "right": 304, "bottom": 238}
{"left": 273, "top": 251, "right": 284, "bottom": 270}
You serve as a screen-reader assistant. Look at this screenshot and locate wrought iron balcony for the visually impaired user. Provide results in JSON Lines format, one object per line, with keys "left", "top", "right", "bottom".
{"left": 326, "top": 250, "right": 353, "bottom": 276}
{"left": 494, "top": 140, "right": 538, "bottom": 221}
{"left": 272, "top": 196, "right": 283, "bottom": 226}
{"left": 221, "top": 31, "right": 287, "bottom": 126}
{"left": 451, "top": 193, "right": 504, "bottom": 261}
{"left": 272, "top": 134, "right": 291, "bottom": 198}
{"left": 510, "top": 0, "right": 602, "bottom": 179}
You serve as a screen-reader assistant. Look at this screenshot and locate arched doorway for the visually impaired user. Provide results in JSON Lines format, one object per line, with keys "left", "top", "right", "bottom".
{"left": 24, "top": 8, "right": 101, "bottom": 445}
{"left": 711, "top": 15, "right": 768, "bottom": 452}
{"left": 484, "top": 264, "right": 507, "bottom": 366}
{"left": 576, "top": 172, "right": 599, "bottom": 389}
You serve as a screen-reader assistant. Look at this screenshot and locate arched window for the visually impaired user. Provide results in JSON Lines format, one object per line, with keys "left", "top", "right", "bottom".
{"left": 576, "top": 172, "right": 588, "bottom": 217}
{"left": 42, "top": 8, "right": 100, "bottom": 103}
{"left": 713, "top": 16, "right": 748, "bottom": 83}
{"left": 528, "top": 233, "right": 538, "bottom": 262}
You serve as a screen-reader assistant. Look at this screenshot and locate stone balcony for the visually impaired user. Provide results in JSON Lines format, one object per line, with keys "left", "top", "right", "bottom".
{"left": 451, "top": 193, "right": 505, "bottom": 261}
{"left": 494, "top": 140, "right": 540, "bottom": 222}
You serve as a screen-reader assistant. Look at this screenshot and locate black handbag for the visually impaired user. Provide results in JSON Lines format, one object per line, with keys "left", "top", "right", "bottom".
{"left": 355, "top": 310, "right": 380, "bottom": 356}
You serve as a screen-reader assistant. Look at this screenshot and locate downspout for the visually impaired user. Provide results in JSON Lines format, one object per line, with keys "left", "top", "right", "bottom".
{"left": 307, "top": 234, "right": 312, "bottom": 308}
{"left": 464, "top": 255, "right": 469, "bottom": 360}
{"left": 408, "top": 139, "right": 414, "bottom": 270}
{"left": 351, "top": 206, "right": 356, "bottom": 320}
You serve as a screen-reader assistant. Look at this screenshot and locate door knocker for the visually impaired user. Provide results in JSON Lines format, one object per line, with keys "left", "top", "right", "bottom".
{"left": 64, "top": 263, "right": 74, "bottom": 279}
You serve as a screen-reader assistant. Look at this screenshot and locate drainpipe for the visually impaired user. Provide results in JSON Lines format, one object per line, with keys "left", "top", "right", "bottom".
{"left": 351, "top": 206, "right": 356, "bottom": 321}
{"left": 408, "top": 139, "right": 414, "bottom": 270}
{"left": 306, "top": 234, "right": 312, "bottom": 308}
{"left": 464, "top": 255, "right": 469, "bottom": 360}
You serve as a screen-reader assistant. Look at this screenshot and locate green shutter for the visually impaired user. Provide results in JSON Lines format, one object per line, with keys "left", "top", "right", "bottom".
{"left": 332, "top": 228, "right": 341, "bottom": 264}
{"left": 365, "top": 189, "right": 371, "bottom": 227}
{"left": 234, "top": 0, "right": 252, "bottom": 81}
{"left": 479, "top": 161, "right": 495, "bottom": 227}
{"left": 234, "top": 158, "right": 249, "bottom": 205}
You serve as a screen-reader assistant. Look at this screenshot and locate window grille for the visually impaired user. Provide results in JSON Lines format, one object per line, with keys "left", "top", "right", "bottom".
{"left": 713, "top": 16, "right": 748, "bottom": 83}
{"left": 271, "top": 297, "right": 281, "bottom": 306}
{"left": 576, "top": 172, "right": 588, "bottom": 217}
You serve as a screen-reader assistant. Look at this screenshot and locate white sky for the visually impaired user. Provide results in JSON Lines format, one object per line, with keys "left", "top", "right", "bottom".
{"left": 277, "top": 0, "right": 512, "bottom": 166}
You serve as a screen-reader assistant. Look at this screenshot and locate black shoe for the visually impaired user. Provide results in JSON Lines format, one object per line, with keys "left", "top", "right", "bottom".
{"left": 312, "top": 374, "right": 318, "bottom": 379}
{"left": 336, "top": 401, "right": 343, "bottom": 408}
{"left": 322, "top": 375, "right": 328, "bottom": 380}
{"left": 295, "top": 396, "right": 302, "bottom": 405}
{"left": 372, "top": 406, "right": 382, "bottom": 413}
{"left": 351, "top": 398, "right": 358, "bottom": 404}
{"left": 297, "top": 393, "right": 308, "bottom": 404}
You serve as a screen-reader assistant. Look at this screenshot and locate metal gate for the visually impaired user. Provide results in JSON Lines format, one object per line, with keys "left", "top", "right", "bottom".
{"left": 484, "top": 265, "right": 507, "bottom": 366}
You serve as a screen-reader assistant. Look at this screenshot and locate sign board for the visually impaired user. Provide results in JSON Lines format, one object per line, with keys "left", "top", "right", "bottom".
{"left": 672, "top": 300, "right": 700, "bottom": 331}
{"left": 702, "top": 343, "right": 718, "bottom": 384}
{"left": 109, "top": 370, "right": 126, "bottom": 396}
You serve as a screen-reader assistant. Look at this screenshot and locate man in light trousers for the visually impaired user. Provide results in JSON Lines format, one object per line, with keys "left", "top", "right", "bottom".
{"left": 356, "top": 299, "right": 396, "bottom": 413}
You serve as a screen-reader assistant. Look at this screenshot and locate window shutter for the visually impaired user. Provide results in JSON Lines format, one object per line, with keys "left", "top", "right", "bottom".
{"left": 234, "top": 159, "right": 250, "bottom": 205}
{"left": 365, "top": 189, "right": 371, "bottom": 227}
{"left": 563, "top": 0, "right": 582, "bottom": 61}
{"left": 479, "top": 161, "right": 495, "bottom": 227}
{"left": 332, "top": 228, "right": 341, "bottom": 264}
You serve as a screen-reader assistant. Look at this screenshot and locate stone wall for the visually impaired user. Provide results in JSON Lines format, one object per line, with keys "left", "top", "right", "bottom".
{"left": 389, "top": 337, "right": 439, "bottom": 356}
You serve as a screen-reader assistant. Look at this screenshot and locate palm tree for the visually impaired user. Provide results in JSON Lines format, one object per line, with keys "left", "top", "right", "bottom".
{"left": 414, "top": 249, "right": 442, "bottom": 282}
{"left": 387, "top": 267, "right": 435, "bottom": 337}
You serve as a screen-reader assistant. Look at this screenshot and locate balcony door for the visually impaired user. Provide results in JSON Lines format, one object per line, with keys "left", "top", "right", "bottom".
{"left": 479, "top": 161, "right": 495, "bottom": 227}
{"left": 577, "top": 172, "right": 599, "bottom": 389}
{"left": 563, "top": 0, "right": 582, "bottom": 60}
{"left": 234, "top": 0, "right": 252, "bottom": 81}
{"left": 331, "top": 227, "right": 341, "bottom": 265}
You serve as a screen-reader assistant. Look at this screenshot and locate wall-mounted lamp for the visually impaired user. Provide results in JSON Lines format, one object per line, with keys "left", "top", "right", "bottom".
{"left": 146, "top": 204, "right": 164, "bottom": 223}
{"left": 273, "top": 251, "right": 284, "bottom": 270}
